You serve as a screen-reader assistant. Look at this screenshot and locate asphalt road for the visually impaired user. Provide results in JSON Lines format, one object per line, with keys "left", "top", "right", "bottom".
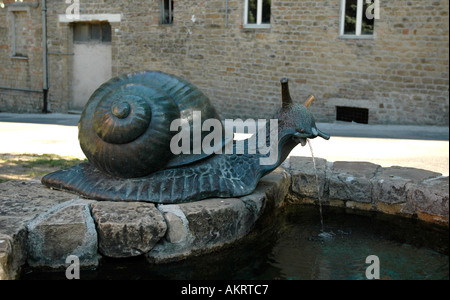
{"left": 1, "top": 112, "right": 448, "bottom": 175}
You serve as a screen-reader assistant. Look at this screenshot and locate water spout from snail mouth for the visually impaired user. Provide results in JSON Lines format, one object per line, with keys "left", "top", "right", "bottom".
{"left": 292, "top": 132, "right": 308, "bottom": 146}
{"left": 293, "top": 127, "right": 330, "bottom": 145}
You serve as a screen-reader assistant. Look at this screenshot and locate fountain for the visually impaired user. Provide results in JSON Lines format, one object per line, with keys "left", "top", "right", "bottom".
{"left": 0, "top": 72, "right": 447, "bottom": 280}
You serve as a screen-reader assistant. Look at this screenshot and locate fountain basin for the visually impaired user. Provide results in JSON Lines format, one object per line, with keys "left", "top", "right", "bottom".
{"left": 0, "top": 157, "right": 448, "bottom": 279}
{"left": 22, "top": 205, "right": 449, "bottom": 280}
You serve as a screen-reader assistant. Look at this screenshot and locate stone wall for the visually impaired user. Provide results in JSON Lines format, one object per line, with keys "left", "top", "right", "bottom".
{"left": 0, "top": 0, "right": 44, "bottom": 112}
{"left": 0, "top": 0, "right": 448, "bottom": 124}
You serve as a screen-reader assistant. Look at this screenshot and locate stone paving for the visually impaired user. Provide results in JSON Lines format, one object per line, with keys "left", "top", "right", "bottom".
{"left": 0, "top": 157, "right": 448, "bottom": 280}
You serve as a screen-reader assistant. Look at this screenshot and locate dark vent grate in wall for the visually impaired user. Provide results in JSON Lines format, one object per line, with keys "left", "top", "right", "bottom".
{"left": 336, "top": 106, "right": 369, "bottom": 124}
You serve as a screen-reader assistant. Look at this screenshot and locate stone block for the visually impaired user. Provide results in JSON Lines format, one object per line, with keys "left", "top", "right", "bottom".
{"left": 162, "top": 212, "right": 188, "bottom": 244}
{"left": 91, "top": 201, "right": 167, "bottom": 258}
{"left": 259, "top": 167, "right": 291, "bottom": 208}
{"left": 239, "top": 184, "right": 267, "bottom": 221}
{"left": 164, "top": 212, "right": 187, "bottom": 243}
{"left": 403, "top": 176, "right": 449, "bottom": 222}
{"left": 0, "top": 223, "right": 27, "bottom": 280}
{"left": 371, "top": 166, "right": 441, "bottom": 204}
{"left": 178, "top": 198, "right": 251, "bottom": 247}
{"left": 287, "top": 156, "right": 328, "bottom": 200}
{"left": 0, "top": 180, "right": 75, "bottom": 214}
{"left": 0, "top": 180, "right": 79, "bottom": 277}
{"left": 27, "top": 199, "right": 99, "bottom": 269}
{"left": 0, "top": 180, "right": 75, "bottom": 219}
{"left": 155, "top": 204, "right": 193, "bottom": 247}
{"left": 0, "top": 236, "right": 12, "bottom": 280}
{"left": 328, "top": 161, "right": 381, "bottom": 203}
{"left": 148, "top": 197, "right": 255, "bottom": 263}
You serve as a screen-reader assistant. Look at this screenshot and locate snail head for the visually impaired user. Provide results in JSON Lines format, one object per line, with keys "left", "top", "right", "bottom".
{"left": 277, "top": 78, "right": 330, "bottom": 146}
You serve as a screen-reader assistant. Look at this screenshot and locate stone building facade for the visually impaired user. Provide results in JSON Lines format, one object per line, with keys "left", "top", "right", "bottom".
{"left": 0, "top": 0, "right": 449, "bottom": 125}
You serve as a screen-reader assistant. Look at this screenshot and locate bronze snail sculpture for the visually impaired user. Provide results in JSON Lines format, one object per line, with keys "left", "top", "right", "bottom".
{"left": 42, "top": 71, "right": 330, "bottom": 203}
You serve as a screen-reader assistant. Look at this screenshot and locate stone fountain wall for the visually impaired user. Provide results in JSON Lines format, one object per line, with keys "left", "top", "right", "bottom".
{"left": 285, "top": 157, "right": 449, "bottom": 225}
{"left": 1, "top": 157, "right": 448, "bottom": 279}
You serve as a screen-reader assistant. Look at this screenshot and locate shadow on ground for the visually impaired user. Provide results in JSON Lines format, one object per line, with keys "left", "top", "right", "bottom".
{"left": 0, "top": 153, "right": 86, "bottom": 183}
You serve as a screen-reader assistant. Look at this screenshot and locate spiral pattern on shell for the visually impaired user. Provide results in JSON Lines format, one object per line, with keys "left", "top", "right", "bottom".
{"left": 78, "top": 71, "right": 222, "bottom": 178}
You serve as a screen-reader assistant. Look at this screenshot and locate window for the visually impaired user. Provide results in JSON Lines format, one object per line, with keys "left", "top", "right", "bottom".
{"left": 73, "top": 22, "right": 111, "bottom": 43}
{"left": 161, "top": 0, "right": 173, "bottom": 25}
{"left": 340, "top": 0, "right": 374, "bottom": 37}
{"left": 336, "top": 106, "right": 369, "bottom": 124}
{"left": 244, "top": 0, "right": 271, "bottom": 28}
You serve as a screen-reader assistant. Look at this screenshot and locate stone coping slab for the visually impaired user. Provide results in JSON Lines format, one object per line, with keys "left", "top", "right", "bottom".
{"left": 0, "top": 158, "right": 448, "bottom": 279}
{"left": 285, "top": 157, "right": 448, "bottom": 225}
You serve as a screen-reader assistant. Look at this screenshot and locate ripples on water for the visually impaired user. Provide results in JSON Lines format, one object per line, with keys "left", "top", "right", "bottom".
{"left": 266, "top": 206, "right": 448, "bottom": 280}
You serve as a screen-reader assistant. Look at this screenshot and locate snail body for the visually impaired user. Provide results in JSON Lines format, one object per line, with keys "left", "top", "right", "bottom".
{"left": 42, "top": 71, "right": 330, "bottom": 203}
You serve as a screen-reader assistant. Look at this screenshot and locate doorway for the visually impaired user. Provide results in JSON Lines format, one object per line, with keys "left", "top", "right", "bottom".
{"left": 71, "top": 22, "right": 112, "bottom": 111}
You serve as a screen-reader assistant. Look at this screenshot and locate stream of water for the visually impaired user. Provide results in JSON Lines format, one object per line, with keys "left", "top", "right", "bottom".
{"left": 308, "top": 139, "right": 326, "bottom": 234}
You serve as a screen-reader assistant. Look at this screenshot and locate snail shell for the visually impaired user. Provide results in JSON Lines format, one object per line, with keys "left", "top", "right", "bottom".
{"left": 78, "top": 71, "right": 223, "bottom": 178}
